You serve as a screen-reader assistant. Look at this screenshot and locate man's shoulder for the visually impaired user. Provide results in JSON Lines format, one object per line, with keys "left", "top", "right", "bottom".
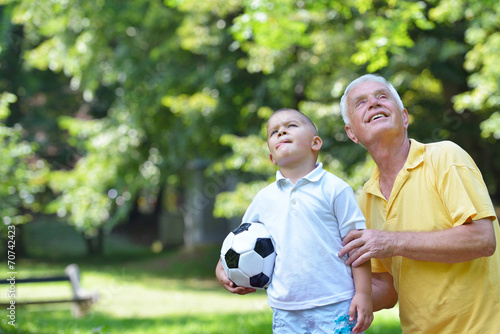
{"left": 422, "top": 140, "right": 477, "bottom": 170}
{"left": 424, "top": 140, "right": 463, "bottom": 153}
{"left": 424, "top": 140, "right": 470, "bottom": 159}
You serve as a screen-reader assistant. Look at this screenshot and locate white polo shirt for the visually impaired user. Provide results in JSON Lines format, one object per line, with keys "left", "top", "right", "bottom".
{"left": 242, "top": 163, "right": 366, "bottom": 310}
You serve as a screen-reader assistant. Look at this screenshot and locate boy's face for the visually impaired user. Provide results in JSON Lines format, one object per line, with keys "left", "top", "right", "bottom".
{"left": 266, "top": 110, "right": 322, "bottom": 168}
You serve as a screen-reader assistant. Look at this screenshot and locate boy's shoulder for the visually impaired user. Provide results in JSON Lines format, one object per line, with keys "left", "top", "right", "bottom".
{"left": 321, "top": 169, "right": 351, "bottom": 189}
{"left": 253, "top": 179, "right": 280, "bottom": 197}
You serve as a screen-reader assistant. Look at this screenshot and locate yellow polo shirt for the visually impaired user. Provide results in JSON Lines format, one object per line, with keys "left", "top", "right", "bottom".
{"left": 360, "top": 139, "right": 500, "bottom": 333}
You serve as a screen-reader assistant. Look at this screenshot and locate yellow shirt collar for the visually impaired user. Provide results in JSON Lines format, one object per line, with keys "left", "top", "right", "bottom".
{"left": 363, "top": 139, "right": 424, "bottom": 197}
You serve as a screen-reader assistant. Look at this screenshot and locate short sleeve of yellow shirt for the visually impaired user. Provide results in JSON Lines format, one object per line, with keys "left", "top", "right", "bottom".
{"left": 359, "top": 139, "right": 500, "bottom": 333}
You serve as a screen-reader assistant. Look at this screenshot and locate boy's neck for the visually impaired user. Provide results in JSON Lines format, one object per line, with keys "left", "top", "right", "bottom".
{"left": 279, "top": 160, "right": 317, "bottom": 184}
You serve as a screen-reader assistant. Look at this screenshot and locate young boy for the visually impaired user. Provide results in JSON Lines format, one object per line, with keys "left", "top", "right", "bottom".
{"left": 215, "top": 108, "right": 373, "bottom": 333}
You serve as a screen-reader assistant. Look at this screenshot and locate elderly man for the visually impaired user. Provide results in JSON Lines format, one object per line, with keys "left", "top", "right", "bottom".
{"left": 338, "top": 74, "right": 500, "bottom": 333}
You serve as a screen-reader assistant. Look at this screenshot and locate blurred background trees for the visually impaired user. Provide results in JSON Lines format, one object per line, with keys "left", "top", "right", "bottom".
{"left": 1, "top": 0, "right": 499, "bottom": 254}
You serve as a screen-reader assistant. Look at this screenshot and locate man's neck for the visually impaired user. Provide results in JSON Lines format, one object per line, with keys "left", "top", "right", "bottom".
{"left": 367, "top": 136, "right": 411, "bottom": 199}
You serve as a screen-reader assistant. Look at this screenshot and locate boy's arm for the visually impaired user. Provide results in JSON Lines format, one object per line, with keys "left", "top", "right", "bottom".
{"left": 350, "top": 260, "right": 373, "bottom": 333}
{"left": 215, "top": 259, "right": 256, "bottom": 295}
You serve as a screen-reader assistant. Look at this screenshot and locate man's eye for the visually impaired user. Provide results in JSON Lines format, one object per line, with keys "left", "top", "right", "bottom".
{"left": 288, "top": 124, "right": 297, "bottom": 128}
{"left": 379, "top": 95, "right": 387, "bottom": 99}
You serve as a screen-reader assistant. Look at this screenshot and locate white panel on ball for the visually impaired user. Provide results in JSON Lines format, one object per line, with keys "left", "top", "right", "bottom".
{"left": 228, "top": 268, "right": 251, "bottom": 288}
{"left": 239, "top": 251, "right": 265, "bottom": 277}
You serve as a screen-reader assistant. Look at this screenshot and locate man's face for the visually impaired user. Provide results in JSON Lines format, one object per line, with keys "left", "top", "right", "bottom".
{"left": 344, "top": 81, "right": 409, "bottom": 145}
{"left": 267, "top": 110, "right": 321, "bottom": 167}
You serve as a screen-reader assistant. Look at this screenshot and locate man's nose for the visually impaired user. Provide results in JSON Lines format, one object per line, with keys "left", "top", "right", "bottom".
{"left": 367, "top": 95, "right": 380, "bottom": 109}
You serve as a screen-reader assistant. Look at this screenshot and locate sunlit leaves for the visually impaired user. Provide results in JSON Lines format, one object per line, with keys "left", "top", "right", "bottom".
{"left": 165, "top": 0, "right": 241, "bottom": 17}
{"left": 46, "top": 117, "right": 151, "bottom": 233}
{"left": 230, "top": 1, "right": 318, "bottom": 74}
{"left": 217, "top": 134, "right": 274, "bottom": 175}
{"left": 0, "top": 91, "right": 16, "bottom": 117}
{"left": 0, "top": 92, "right": 48, "bottom": 230}
{"left": 48, "top": 156, "right": 115, "bottom": 233}
{"left": 161, "top": 92, "right": 217, "bottom": 120}
{"left": 480, "top": 112, "right": 500, "bottom": 140}
{"left": 213, "top": 180, "right": 269, "bottom": 219}
{"left": 4, "top": 0, "right": 500, "bottom": 231}
{"left": 410, "top": 69, "right": 443, "bottom": 99}
{"left": 351, "top": 1, "right": 434, "bottom": 72}
{"left": 428, "top": 0, "right": 500, "bottom": 117}
{"left": 454, "top": 31, "right": 500, "bottom": 112}
{"left": 232, "top": 11, "right": 309, "bottom": 50}
{"left": 170, "top": 0, "right": 241, "bottom": 60}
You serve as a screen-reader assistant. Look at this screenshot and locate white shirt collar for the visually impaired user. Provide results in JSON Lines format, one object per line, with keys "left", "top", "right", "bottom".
{"left": 276, "top": 162, "right": 325, "bottom": 188}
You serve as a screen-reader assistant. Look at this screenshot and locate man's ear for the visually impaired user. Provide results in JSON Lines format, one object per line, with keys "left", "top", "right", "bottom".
{"left": 345, "top": 125, "right": 359, "bottom": 144}
{"left": 311, "top": 136, "right": 323, "bottom": 153}
{"left": 269, "top": 153, "right": 277, "bottom": 165}
{"left": 402, "top": 108, "right": 409, "bottom": 130}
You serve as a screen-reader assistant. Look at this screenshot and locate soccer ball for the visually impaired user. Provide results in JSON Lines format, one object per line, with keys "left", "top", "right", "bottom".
{"left": 220, "top": 222, "right": 276, "bottom": 289}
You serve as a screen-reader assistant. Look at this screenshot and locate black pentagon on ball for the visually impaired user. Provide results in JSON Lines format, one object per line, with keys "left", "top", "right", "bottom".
{"left": 224, "top": 248, "right": 240, "bottom": 268}
{"left": 250, "top": 273, "right": 270, "bottom": 288}
{"left": 254, "top": 238, "right": 274, "bottom": 258}
{"left": 232, "top": 223, "right": 251, "bottom": 235}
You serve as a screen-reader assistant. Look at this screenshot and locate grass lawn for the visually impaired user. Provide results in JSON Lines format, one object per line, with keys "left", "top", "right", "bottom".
{"left": 0, "top": 218, "right": 401, "bottom": 333}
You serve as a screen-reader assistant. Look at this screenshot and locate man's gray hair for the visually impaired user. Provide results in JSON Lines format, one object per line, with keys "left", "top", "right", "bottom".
{"left": 340, "top": 74, "right": 405, "bottom": 125}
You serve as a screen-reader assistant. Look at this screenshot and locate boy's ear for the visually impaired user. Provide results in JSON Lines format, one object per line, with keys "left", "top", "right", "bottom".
{"left": 311, "top": 135, "right": 322, "bottom": 152}
{"left": 269, "top": 153, "right": 277, "bottom": 165}
{"left": 345, "top": 125, "right": 359, "bottom": 144}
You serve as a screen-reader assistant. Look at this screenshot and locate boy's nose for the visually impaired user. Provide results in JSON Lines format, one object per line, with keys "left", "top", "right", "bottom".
{"left": 278, "top": 128, "right": 287, "bottom": 137}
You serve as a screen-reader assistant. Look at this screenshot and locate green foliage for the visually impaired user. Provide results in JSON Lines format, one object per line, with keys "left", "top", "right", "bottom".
{"left": 352, "top": 1, "right": 434, "bottom": 72}
{"left": 434, "top": 1, "right": 500, "bottom": 115}
{"left": 0, "top": 92, "right": 48, "bottom": 231}
{"left": 214, "top": 180, "right": 270, "bottom": 219}
{"left": 481, "top": 112, "right": 500, "bottom": 139}
{"left": 45, "top": 115, "right": 151, "bottom": 235}
{"left": 0, "top": 0, "right": 499, "bottom": 233}
{"left": 4, "top": 0, "right": 262, "bottom": 233}
{"left": 213, "top": 0, "right": 500, "bottom": 217}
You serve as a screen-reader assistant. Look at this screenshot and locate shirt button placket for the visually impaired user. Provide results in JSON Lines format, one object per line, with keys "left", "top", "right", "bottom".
{"left": 290, "top": 188, "right": 298, "bottom": 213}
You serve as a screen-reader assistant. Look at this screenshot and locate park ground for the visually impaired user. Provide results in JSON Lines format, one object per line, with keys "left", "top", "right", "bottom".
{"left": 0, "top": 218, "right": 401, "bottom": 334}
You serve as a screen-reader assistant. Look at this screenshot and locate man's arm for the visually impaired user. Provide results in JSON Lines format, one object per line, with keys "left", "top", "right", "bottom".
{"left": 372, "top": 272, "right": 398, "bottom": 312}
{"left": 339, "top": 218, "right": 496, "bottom": 267}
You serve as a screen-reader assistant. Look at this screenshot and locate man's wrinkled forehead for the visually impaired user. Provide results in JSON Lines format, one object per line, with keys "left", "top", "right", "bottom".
{"left": 348, "top": 81, "right": 392, "bottom": 105}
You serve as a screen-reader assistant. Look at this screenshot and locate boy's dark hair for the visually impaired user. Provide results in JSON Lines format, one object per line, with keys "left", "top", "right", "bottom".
{"left": 272, "top": 108, "right": 318, "bottom": 135}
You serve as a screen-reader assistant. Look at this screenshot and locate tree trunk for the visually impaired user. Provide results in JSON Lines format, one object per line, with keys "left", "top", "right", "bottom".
{"left": 83, "top": 228, "right": 104, "bottom": 256}
{"left": 180, "top": 159, "right": 237, "bottom": 248}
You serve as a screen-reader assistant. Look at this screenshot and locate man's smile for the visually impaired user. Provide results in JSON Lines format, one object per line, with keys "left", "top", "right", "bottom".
{"left": 367, "top": 111, "right": 389, "bottom": 123}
